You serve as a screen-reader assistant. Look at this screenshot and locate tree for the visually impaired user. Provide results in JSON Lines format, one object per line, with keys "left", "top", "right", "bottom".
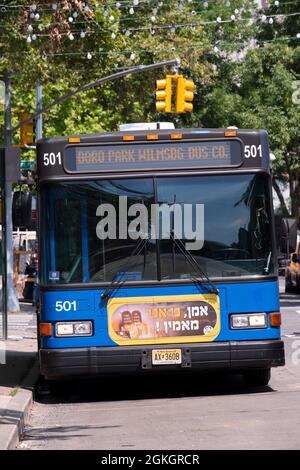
{"left": 1, "top": 0, "right": 257, "bottom": 141}
{"left": 256, "top": 0, "right": 300, "bottom": 218}
{"left": 201, "top": 1, "right": 300, "bottom": 218}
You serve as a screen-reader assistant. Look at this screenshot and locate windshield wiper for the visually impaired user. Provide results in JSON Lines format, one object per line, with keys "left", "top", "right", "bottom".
{"left": 168, "top": 231, "right": 218, "bottom": 294}
{"left": 263, "top": 251, "right": 272, "bottom": 274}
{"left": 100, "top": 237, "right": 148, "bottom": 302}
{"left": 101, "top": 229, "right": 218, "bottom": 301}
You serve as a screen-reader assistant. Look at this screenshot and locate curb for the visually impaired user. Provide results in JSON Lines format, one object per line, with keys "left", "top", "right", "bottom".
{"left": 0, "top": 359, "right": 39, "bottom": 450}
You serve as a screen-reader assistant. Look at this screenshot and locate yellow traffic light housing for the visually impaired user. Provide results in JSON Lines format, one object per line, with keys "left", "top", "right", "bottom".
{"left": 175, "top": 75, "right": 196, "bottom": 113}
{"left": 155, "top": 74, "right": 196, "bottom": 113}
{"left": 18, "top": 111, "right": 35, "bottom": 146}
{"left": 156, "top": 75, "right": 173, "bottom": 113}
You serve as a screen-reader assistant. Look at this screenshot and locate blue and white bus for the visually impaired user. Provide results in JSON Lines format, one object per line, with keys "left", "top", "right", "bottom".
{"left": 37, "top": 124, "right": 284, "bottom": 387}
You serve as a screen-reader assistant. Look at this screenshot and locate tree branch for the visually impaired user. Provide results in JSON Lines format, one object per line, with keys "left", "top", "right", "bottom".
{"left": 272, "top": 178, "right": 290, "bottom": 217}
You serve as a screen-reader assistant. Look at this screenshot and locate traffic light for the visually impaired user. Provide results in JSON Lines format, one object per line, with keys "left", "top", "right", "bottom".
{"left": 155, "top": 75, "right": 173, "bottom": 113}
{"left": 18, "top": 111, "right": 35, "bottom": 146}
{"left": 12, "top": 190, "right": 33, "bottom": 229}
{"left": 175, "top": 75, "right": 196, "bottom": 113}
{"left": 0, "top": 147, "right": 21, "bottom": 183}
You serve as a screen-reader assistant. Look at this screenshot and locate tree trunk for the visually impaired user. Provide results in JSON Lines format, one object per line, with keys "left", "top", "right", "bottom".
{"left": 289, "top": 171, "right": 300, "bottom": 221}
{"left": 272, "top": 178, "right": 290, "bottom": 217}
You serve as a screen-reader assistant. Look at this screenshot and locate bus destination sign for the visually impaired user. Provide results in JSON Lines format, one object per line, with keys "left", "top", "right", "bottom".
{"left": 64, "top": 140, "right": 242, "bottom": 173}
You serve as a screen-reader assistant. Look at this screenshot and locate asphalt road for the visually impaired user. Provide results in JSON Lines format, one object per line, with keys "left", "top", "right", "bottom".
{"left": 19, "top": 281, "right": 300, "bottom": 450}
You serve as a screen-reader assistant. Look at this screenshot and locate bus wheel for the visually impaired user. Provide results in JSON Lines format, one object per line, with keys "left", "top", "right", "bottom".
{"left": 285, "top": 284, "right": 291, "bottom": 293}
{"left": 243, "top": 368, "right": 271, "bottom": 387}
{"left": 48, "top": 380, "right": 67, "bottom": 396}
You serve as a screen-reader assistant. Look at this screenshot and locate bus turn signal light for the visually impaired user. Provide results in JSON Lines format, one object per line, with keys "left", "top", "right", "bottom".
{"left": 270, "top": 313, "right": 281, "bottom": 327}
{"left": 123, "top": 135, "right": 135, "bottom": 141}
{"left": 224, "top": 131, "right": 237, "bottom": 137}
{"left": 68, "top": 137, "right": 81, "bottom": 143}
{"left": 171, "top": 133, "right": 182, "bottom": 139}
{"left": 39, "top": 323, "right": 52, "bottom": 337}
{"left": 147, "top": 134, "right": 158, "bottom": 140}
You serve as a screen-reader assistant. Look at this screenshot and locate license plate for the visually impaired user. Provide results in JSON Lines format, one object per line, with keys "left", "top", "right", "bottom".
{"left": 152, "top": 349, "right": 182, "bottom": 365}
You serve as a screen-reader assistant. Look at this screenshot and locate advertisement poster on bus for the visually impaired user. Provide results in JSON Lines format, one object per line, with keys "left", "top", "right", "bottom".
{"left": 108, "top": 294, "right": 220, "bottom": 346}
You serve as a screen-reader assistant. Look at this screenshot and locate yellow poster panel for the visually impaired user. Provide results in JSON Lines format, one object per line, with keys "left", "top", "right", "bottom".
{"left": 108, "top": 294, "right": 221, "bottom": 346}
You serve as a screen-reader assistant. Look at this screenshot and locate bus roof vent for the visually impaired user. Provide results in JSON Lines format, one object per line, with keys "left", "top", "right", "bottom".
{"left": 119, "top": 122, "right": 175, "bottom": 131}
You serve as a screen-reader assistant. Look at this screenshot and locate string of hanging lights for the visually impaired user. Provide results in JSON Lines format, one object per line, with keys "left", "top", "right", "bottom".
{"left": 1, "top": 1, "right": 300, "bottom": 62}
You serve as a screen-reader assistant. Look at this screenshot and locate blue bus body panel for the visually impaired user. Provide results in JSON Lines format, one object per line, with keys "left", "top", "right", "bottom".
{"left": 40, "top": 280, "right": 280, "bottom": 349}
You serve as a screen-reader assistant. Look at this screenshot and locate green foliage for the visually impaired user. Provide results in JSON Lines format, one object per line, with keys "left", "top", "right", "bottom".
{"left": 1, "top": 0, "right": 300, "bottom": 215}
{"left": 0, "top": 0, "right": 256, "bottom": 139}
{"left": 199, "top": 2, "right": 300, "bottom": 216}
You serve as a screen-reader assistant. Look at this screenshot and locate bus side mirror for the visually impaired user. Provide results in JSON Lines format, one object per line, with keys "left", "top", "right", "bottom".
{"left": 280, "top": 218, "right": 297, "bottom": 255}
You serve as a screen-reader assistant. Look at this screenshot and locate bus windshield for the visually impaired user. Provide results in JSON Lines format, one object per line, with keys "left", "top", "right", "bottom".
{"left": 41, "top": 173, "right": 275, "bottom": 284}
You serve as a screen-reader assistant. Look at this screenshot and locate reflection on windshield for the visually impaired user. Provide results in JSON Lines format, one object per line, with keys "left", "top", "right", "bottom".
{"left": 157, "top": 174, "right": 273, "bottom": 279}
{"left": 41, "top": 173, "right": 275, "bottom": 284}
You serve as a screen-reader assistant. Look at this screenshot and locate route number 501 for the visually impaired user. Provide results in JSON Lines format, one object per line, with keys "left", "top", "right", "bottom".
{"left": 244, "top": 145, "right": 262, "bottom": 159}
{"left": 43, "top": 151, "right": 62, "bottom": 166}
{"left": 55, "top": 301, "right": 77, "bottom": 312}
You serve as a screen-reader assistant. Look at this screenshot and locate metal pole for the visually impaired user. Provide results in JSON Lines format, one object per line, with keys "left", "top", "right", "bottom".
{"left": 33, "top": 81, "right": 43, "bottom": 308}
{"left": 0, "top": 58, "right": 180, "bottom": 338}
{"left": 36, "top": 81, "right": 42, "bottom": 141}
{"left": 0, "top": 159, "right": 7, "bottom": 340}
{"left": 2, "top": 72, "right": 20, "bottom": 341}
{"left": 11, "top": 58, "right": 180, "bottom": 133}
{"left": 1, "top": 72, "right": 9, "bottom": 339}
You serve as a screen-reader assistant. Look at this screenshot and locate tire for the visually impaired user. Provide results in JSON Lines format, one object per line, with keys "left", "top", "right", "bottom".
{"left": 48, "top": 379, "right": 68, "bottom": 396}
{"left": 243, "top": 368, "right": 271, "bottom": 387}
{"left": 285, "top": 280, "right": 293, "bottom": 293}
{"left": 285, "top": 272, "right": 292, "bottom": 293}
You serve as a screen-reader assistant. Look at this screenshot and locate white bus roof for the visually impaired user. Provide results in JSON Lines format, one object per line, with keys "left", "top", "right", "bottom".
{"left": 119, "top": 122, "right": 175, "bottom": 131}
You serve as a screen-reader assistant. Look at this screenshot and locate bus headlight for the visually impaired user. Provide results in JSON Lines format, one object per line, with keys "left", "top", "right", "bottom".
{"left": 55, "top": 321, "right": 93, "bottom": 337}
{"left": 231, "top": 313, "right": 267, "bottom": 329}
{"left": 74, "top": 322, "right": 92, "bottom": 335}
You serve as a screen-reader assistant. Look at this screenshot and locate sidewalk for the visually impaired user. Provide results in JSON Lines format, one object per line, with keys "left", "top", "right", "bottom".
{"left": 0, "top": 303, "right": 38, "bottom": 449}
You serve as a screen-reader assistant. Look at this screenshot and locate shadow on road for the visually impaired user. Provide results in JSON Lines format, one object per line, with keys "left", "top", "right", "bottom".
{"left": 280, "top": 301, "right": 300, "bottom": 308}
{"left": 23, "top": 424, "right": 122, "bottom": 442}
{"left": 36, "top": 372, "right": 274, "bottom": 405}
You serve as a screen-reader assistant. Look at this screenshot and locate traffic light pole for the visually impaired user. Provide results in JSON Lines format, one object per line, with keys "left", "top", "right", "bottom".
{"left": 1, "top": 72, "right": 9, "bottom": 339}
{"left": 1, "top": 58, "right": 179, "bottom": 339}
{"left": 1, "top": 72, "right": 20, "bottom": 339}
{"left": 36, "top": 81, "right": 43, "bottom": 141}
{"left": 11, "top": 58, "right": 180, "bottom": 133}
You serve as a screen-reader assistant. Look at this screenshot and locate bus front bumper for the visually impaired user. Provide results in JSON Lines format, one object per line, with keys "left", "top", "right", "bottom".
{"left": 40, "top": 340, "right": 285, "bottom": 380}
